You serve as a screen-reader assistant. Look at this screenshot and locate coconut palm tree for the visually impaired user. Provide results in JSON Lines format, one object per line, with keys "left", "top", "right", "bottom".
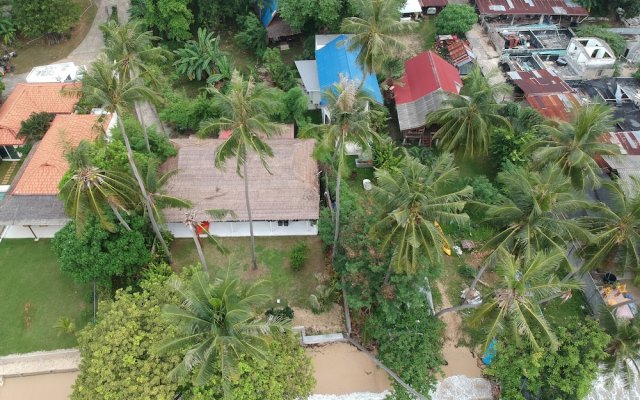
{"left": 340, "top": 0, "right": 417, "bottom": 77}
{"left": 198, "top": 71, "right": 283, "bottom": 270}
{"left": 306, "top": 77, "right": 378, "bottom": 260}
{"left": 102, "top": 19, "right": 171, "bottom": 151}
{"left": 142, "top": 159, "right": 192, "bottom": 226}
{"left": 600, "top": 311, "right": 640, "bottom": 388}
{"left": 581, "top": 179, "right": 640, "bottom": 274}
{"left": 158, "top": 271, "right": 289, "bottom": 397}
{"left": 184, "top": 209, "right": 233, "bottom": 273}
{"left": 72, "top": 58, "right": 173, "bottom": 262}
{"left": 60, "top": 142, "right": 138, "bottom": 234}
{"left": 469, "top": 165, "right": 592, "bottom": 290}
{"left": 371, "top": 153, "right": 472, "bottom": 285}
{"left": 529, "top": 102, "right": 619, "bottom": 190}
{"left": 468, "top": 249, "right": 581, "bottom": 352}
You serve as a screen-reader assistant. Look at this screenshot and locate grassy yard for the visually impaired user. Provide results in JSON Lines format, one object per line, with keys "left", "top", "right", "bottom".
{"left": 171, "top": 236, "right": 328, "bottom": 308}
{"left": 11, "top": 0, "right": 97, "bottom": 73}
{"left": 0, "top": 240, "right": 91, "bottom": 356}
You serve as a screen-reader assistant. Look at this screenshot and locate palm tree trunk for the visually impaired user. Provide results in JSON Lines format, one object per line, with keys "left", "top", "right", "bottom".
{"left": 435, "top": 302, "right": 482, "bottom": 317}
{"left": 129, "top": 69, "right": 152, "bottom": 153}
{"left": 243, "top": 162, "right": 258, "bottom": 270}
{"left": 190, "top": 224, "right": 208, "bottom": 273}
{"left": 332, "top": 173, "right": 341, "bottom": 263}
{"left": 383, "top": 263, "right": 393, "bottom": 285}
{"left": 470, "top": 261, "right": 490, "bottom": 291}
{"left": 119, "top": 116, "right": 173, "bottom": 264}
{"left": 109, "top": 203, "right": 131, "bottom": 231}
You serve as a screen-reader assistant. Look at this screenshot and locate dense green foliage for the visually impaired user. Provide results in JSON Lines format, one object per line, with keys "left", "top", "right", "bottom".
{"left": 434, "top": 4, "right": 477, "bottom": 36}
{"left": 174, "top": 28, "right": 227, "bottom": 81}
{"left": 52, "top": 215, "right": 152, "bottom": 287}
{"left": 263, "top": 48, "right": 297, "bottom": 91}
{"left": 0, "top": 17, "right": 16, "bottom": 45}
{"left": 110, "top": 116, "right": 177, "bottom": 161}
{"left": 72, "top": 266, "right": 181, "bottom": 400}
{"left": 485, "top": 318, "right": 610, "bottom": 400}
{"left": 234, "top": 13, "right": 267, "bottom": 57}
{"left": 289, "top": 241, "right": 310, "bottom": 271}
{"left": 576, "top": 25, "right": 626, "bottom": 56}
{"left": 273, "top": 87, "right": 308, "bottom": 124}
{"left": 160, "top": 91, "right": 216, "bottom": 132}
{"left": 11, "top": 0, "right": 80, "bottom": 39}
{"left": 17, "top": 112, "right": 54, "bottom": 143}
{"left": 279, "top": 0, "right": 347, "bottom": 32}
{"left": 136, "top": 0, "right": 193, "bottom": 41}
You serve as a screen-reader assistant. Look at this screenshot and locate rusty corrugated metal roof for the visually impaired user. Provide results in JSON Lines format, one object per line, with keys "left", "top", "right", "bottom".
{"left": 476, "top": 0, "right": 588, "bottom": 16}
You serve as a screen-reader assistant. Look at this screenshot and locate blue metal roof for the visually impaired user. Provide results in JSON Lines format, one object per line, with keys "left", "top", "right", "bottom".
{"left": 315, "top": 35, "right": 383, "bottom": 104}
{"left": 260, "top": 0, "right": 278, "bottom": 27}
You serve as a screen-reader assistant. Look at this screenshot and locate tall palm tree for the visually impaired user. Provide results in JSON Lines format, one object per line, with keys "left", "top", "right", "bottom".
{"left": 60, "top": 140, "right": 138, "bottom": 233}
{"left": 340, "top": 0, "right": 417, "bottom": 77}
{"left": 184, "top": 209, "right": 232, "bottom": 273}
{"left": 600, "top": 311, "right": 640, "bottom": 388}
{"left": 470, "top": 165, "right": 592, "bottom": 290}
{"left": 371, "top": 153, "right": 472, "bottom": 285}
{"left": 307, "top": 77, "right": 378, "bottom": 260}
{"left": 73, "top": 58, "right": 174, "bottom": 262}
{"left": 198, "top": 71, "right": 283, "bottom": 270}
{"left": 102, "top": 19, "right": 171, "bottom": 151}
{"left": 459, "top": 66, "right": 512, "bottom": 103}
{"left": 158, "top": 271, "right": 288, "bottom": 397}
{"left": 143, "top": 159, "right": 192, "bottom": 226}
{"left": 468, "top": 249, "right": 581, "bottom": 352}
{"left": 581, "top": 179, "right": 640, "bottom": 274}
{"left": 529, "top": 102, "right": 619, "bottom": 190}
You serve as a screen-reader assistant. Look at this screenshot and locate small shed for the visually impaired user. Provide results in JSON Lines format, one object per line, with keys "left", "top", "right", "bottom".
{"left": 259, "top": 0, "right": 297, "bottom": 42}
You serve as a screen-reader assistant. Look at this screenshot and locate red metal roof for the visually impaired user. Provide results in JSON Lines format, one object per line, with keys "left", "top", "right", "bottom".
{"left": 508, "top": 69, "right": 573, "bottom": 95}
{"left": 602, "top": 131, "right": 640, "bottom": 155}
{"left": 393, "top": 51, "right": 462, "bottom": 105}
{"left": 476, "top": 0, "right": 588, "bottom": 16}
{"left": 419, "top": 0, "right": 448, "bottom": 7}
{"left": 446, "top": 39, "right": 475, "bottom": 67}
{"left": 525, "top": 92, "right": 580, "bottom": 121}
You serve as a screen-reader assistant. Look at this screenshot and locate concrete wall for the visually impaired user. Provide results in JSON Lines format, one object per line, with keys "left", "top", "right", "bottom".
{"left": 2, "top": 225, "right": 64, "bottom": 239}
{"left": 167, "top": 220, "right": 318, "bottom": 238}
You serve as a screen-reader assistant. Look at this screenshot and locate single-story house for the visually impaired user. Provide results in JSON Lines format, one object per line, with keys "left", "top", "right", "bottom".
{"left": 295, "top": 34, "right": 383, "bottom": 118}
{"left": 0, "top": 113, "right": 114, "bottom": 239}
{"left": 0, "top": 83, "right": 79, "bottom": 160}
{"left": 419, "top": 0, "right": 448, "bottom": 15}
{"left": 161, "top": 136, "right": 319, "bottom": 238}
{"left": 393, "top": 51, "right": 462, "bottom": 144}
{"left": 507, "top": 69, "right": 581, "bottom": 120}
{"left": 259, "top": 0, "right": 297, "bottom": 42}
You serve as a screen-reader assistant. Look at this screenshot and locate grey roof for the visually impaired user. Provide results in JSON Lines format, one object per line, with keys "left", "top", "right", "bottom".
{"left": 0, "top": 195, "right": 68, "bottom": 225}
{"left": 315, "top": 34, "right": 344, "bottom": 50}
{"left": 396, "top": 90, "right": 447, "bottom": 131}
{"left": 602, "top": 155, "right": 640, "bottom": 196}
{"left": 295, "top": 60, "right": 320, "bottom": 93}
{"left": 161, "top": 138, "right": 320, "bottom": 223}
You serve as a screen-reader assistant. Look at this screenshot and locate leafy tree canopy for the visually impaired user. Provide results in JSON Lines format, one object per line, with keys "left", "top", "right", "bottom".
{"left": 11, "top": 0, "right": 80, "bottom": 39}
{"left": 234, "top": 13, "right": 267, "bottom": 58}
{"left": 434, "top": 4, "right": 477, "bottom": 36}
{"left": 17, "top": 112, "right": 54, "bottom": 144}
{"left": 485, "top": 318, "right": 610, "bottom": 400}
{"left": 52, "top": 214, "right": 152, "bottom": 287}
{"left": 280, "top": 0, "right": 346, "bottom": 32}
{"left": 140, "top": 0, "right": 193, "bottom": 41}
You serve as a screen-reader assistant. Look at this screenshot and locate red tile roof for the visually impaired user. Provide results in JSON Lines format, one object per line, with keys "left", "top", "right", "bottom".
{"left": 12, "top": 114, "right": 111, "bottom": 195}
{"left": 476, "top": 0, "right": 588, "bottom": 16}
{"left": 525, "top": 92, "right": 581, "bottom": 121}
{"left": 0, "top": 83, "right": 79, "bottom": 146}
{"left": 393, "top": 51, "right": 462, "bottom": 105}
{"left": 508, "top": 69, "right": 573, "bottom": 95}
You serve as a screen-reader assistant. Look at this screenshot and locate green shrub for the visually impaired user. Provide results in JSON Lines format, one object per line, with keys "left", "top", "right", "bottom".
{"left": 289, "top": 241, "right": 310, "bottom": 271}
{"left": 265, "top": 306, "right": 295, "bottom": 320}
{"left": 18, "top": 112, "right": 54, "bottom": 143}
{"left": 309, "top": 285, "right": 334, "bottom": 313}
{"left": 434, "top": 4, "right": 477, "bottom": 36}
{"left": 456, "top": 263, "right": 477, "bottom": 281}
{"left": 234, "top": 13, "right": 267, "bottom": 57}
{"left": 263, "top": 47, "right": 297, "bottom": 91}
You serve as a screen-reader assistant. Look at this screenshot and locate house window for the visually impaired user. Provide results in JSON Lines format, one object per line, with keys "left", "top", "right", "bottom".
{"left": 277, "top": 220, "right": 289, "bottom": 227}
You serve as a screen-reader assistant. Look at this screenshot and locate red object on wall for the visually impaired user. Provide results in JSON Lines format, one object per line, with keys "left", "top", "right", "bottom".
{"left": 196, "top": 221, "right": 210, "bottom": 235}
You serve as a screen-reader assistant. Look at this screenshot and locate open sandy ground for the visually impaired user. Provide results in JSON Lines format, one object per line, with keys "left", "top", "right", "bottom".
{"left": 0, "top": 372, "right": 77, "bottom": 400}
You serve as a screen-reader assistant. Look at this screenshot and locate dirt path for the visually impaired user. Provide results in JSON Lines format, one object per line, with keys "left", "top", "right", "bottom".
{"left": 0, "top": 372, "right": 78, "bottom": 400}
{"left": 436, "top": 282, "right": 483, "bottom": 378}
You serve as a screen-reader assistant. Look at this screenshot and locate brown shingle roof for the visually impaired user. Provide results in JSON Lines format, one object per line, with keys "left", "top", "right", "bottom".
{"left": 162, "top": 138, "right": 319, "bottom": 222}
{"left": 0, "top": 83, "right": 79, "bottom": 146}
{"left": 11, "top": 114, "right": 111, "bottom": 195}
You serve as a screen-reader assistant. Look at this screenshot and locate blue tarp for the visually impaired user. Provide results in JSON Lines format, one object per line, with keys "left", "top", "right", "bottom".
{"left": 260, "top": 0, "right": 278, "bottom": 27}
{"left": 482, "top": 339, "right": 497, "bottom": 365}
{"left": 315, "top": 35, "right": 383, "bottom": 104}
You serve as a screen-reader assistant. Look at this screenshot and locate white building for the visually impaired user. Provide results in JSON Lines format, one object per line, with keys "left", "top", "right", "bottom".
{"left": 162, "top": 136, "right": 320, "bottom": 238}
{"left": 565, "top": 37, "right": 616, "bottom": 79}
{"left": 26, "top": 62, "right": 85, "bottom": 84}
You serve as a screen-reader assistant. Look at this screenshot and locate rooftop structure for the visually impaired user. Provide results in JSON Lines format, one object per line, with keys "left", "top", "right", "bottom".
{"left": 26, "top": 63, "right": 85, "bottom": 84}
{"left": 476, "top": 0, "right": 588, "bottom": 19}
{"left": 295, "top": 35, "right": 383, "bottom": 112}
{"left": 393, "top": 51, "right": 462, "bottom": 132}
{"left": 161, "top": 138, "right": 319, "bottom": 237}
{"left": 564, "top": 37, "right": 616, "bottom": 79}
{"left": 401, "top": 0, "right": 423, "bottom": 15}
{"left": 442, "top": 37, "right": 476, "bottom": 75}
{"left": 0, "top": 114, "right": 113, "bottom": 238}
{"left": 486, "top": 24, "right": 574, "bottom": 56}
{"left": 259, "top": 0, "right": 296, "bottom": 42}
{"left": 600, "top": 131, "right": 640, "bottom": 194}
{"left": 507, "top": 69, "right": 581, "bottom": 120}
{"left": 0, "top": 83, "right": 79, "bottom": 160}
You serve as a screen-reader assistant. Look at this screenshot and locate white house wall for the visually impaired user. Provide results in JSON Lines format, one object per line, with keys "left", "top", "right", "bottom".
{"left": 167, "top": 220, "right": 318, "bottom": 238}
{"left": 1, "top": 225, "right": 64, "bottom": 239}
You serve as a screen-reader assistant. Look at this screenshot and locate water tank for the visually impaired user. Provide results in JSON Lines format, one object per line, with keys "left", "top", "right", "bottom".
{"left": 362, "top": 179, "right": 372, "bottom": 191}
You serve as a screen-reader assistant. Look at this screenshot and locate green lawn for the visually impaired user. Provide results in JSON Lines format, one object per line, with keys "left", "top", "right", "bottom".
{"left": 0, "top": 239, "right": 91, "bottom": 355}
{"left": 171, "top": 236, "right": 327, "bottom": 308}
